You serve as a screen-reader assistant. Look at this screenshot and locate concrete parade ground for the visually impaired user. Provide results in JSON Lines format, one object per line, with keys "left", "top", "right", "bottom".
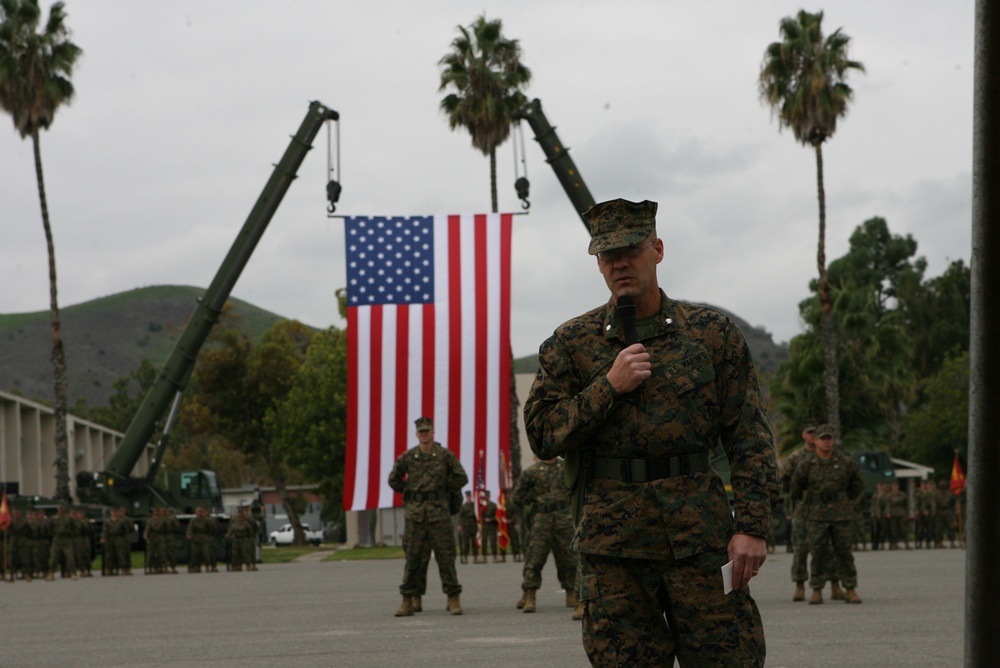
{"left": 0, "top": 545, "right": 964, "bottom": 667}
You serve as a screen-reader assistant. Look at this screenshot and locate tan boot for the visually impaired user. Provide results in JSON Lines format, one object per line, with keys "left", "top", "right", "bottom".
{"left": 522, "top": 588, "right": 537, "bottom": 613}
{"left": 412, "top": 596, "right": 422, "bottom": 613}
{"left": 572, "top": 601, "right": 584, "bottom": 621}
{"left": 460, "top": 556, "right": 467, "bottom": 564}
{"left": 565, "top": 590, "right": 579, "bottom": 608}
{"left": 793, "top": 582, "right": 805, "bottom": 602}
{"left": 394, "top": 595, "right": 414, "bottom": 617}
{"left": 493, "top": 555, "right": 500, "bottom": 563}
{"left": 516, "top": 591, "right": 526, "bottom": 609}
{"left": 830, "top": 582, "right": 845, "bottom": 601}
{"left": 809, "top": 588, "right": 823, "bottom": 605}
{"left": 45, "top": 573, "right": 54, "bottom": 582}
{"left": 844, "top": 588, "right": 862, "bottom": 604}
{"left": 446, "top": 593, "right": 463, "bottom": 615}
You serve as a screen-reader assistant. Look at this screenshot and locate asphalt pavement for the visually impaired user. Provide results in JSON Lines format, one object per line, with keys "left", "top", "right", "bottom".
{"left": 0, "top": 545, "right": 964, "bottom": 667}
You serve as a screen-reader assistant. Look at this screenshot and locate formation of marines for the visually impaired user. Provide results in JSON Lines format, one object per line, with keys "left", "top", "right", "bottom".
{"left": 2, "top": 503, "right": 261, "bottom": 580}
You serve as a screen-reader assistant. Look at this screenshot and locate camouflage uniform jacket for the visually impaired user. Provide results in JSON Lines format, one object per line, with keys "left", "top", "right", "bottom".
{"left": 458, "top": 501, "right": 478, "bottom": 530}
{"left": 888, "top": 490, "right": 909, "bottom": 518}
{"left": 388, "top": 441, "right": 468, "bottom": 524}
{"left": 482, "top": 501, "right": 498, "bottom": 527}
{"left": 186, "top": 515, "right": 218, "bottom": 539}
{"left": 511, "top": 459, "right": 572, "bottom": 530}
{"left": 790, "top": 451, "right": 863, "bottom": 523}
{"left": 524, "top": 291, "right": 779, "bottom": 560}
{"left": 780, "top": 446, "right": 815, "bottom": 519}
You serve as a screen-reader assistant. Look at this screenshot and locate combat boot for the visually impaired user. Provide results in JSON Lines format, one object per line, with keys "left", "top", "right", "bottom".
{"left": 493, "top": 555, "right": 500, "bottom": 563}
{"left": 517, "top": 591, "right": 526, "bottom": 609}
{"left": 565, "top": 589, "right": 579, "bottom": 608}
{"left": 233, "top": 564, "right": 242, "bottom": 572}
{"left": 446, "top": 593, "right": 463, "bottom": 615}
{"left": 522, "top": 588, "right": 537, "bottom": 613}
{"left": 830, "top": 582, "right": 845, "bottom": 601}
{"left": 412, "top": 596, "right": 422, "bottom": 613}
{"left": 45, "top": 573, "right": 54, "bottom": 582}
{"left": 793, "top": 582, "right": 805, "bottom": 602}
{"left": 844, "top": 588, "right": 862, "bottom": 604}
{"left": 249, "top": 563, "right": 258, "bottom": 571}
{"left": 809, "top": 588, "right": 823, "bottom": 605}
{"left": 572, "top": 601, "right": 584, "bottom": 621}
{"left": 70, "top": 572, "right": 78, "bottom": 581}
{"left": 394, "top": 595, "right": 414, "bottom": 617}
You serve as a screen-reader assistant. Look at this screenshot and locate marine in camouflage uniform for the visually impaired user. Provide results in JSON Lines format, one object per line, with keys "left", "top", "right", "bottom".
{"left": 869, "top": 483, "right": 887, "bottom": 550}
{"left": 144, "top": 508, "right": 166, "bottom": 574}
{"left": 388, "top": 416, "right": 468, "bottom": 617}
{"left": 524, "top": 199, "right": 779, "bottom": 667}
{"left": 790, "top": 424, "right": 863, "bottom": 604}
{"left": 70, "top": 508, "right": 94, "bottom": 577}
{"left": 186, "top": 507, "right": 219, "bottom": 572}
{"left": 936, "top": 480, "right": 958, "bottom": 548}
{"left": 887, "top": 482, "right": 911, "bottom": 549}
{"left": 47, "top": 505, "right": 76, "bottom": 580}
{"left": 29, "top": 510, "right": 52, "bottom": 579}
{"left": 510, "top": 457, "right": 578, "bottom": 615}
{"left": 481, "top": 491, "right": 501, "bottom": 561}
{"left": 10, "top": 510, "right": 30, "bottom": 580}
{"left": 458, "top": 491, "right": 479, "bottom": 564}
{"left": 915, "top": 480, "right": 937, "bottom": 549}
{"left": 101, "top": 507, "right": 133, "bottom": 575}
{"left": 780, "top": 424, "right": 836, "bottom": 601}
{"left": 226, "top": 507, "right": 257, "bottom": 571}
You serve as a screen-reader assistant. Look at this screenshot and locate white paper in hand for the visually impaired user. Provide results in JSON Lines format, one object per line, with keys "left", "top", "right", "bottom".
{"left": 721, "top": 560, "right": 734, "bottom": 595}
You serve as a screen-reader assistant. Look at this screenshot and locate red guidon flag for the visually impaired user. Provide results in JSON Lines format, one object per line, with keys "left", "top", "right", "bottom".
{"left": 950, "top": 453, "right": 966, "bottom": 495}
{"left": 342, "top": 214, "right": 513, "bottom": 512}
{"left": 0, "top": 488, "right": 11, "bottom": 532}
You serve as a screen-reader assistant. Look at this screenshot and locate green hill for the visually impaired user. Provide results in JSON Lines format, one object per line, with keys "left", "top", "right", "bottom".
{"left": 0, "top": 286, "right": 288, "bottom": 411}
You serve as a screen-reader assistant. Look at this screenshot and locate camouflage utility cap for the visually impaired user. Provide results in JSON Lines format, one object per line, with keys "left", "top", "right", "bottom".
{"left": 585, "top": 198, "right": 658, "bottom": 255}
{"left": 415, "top": 416, "right": 433, "bottom": 430}
{"left": 802, "top": 421, "right": 817, "bottom": 433}
{"left": 815, "top": 424, "right": 835, "bottom": 438}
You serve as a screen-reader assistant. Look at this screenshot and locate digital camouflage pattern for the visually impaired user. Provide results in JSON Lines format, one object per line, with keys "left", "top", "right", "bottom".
{"left": 481, "top": 499, "right": 498, "bottom": 557}
{"left": 48, "top": 509, "right": 76, "bottom": 574}
{"left": 524, "top": 291, "right": 779, "bottom": 559}
{"left": 780, "top": 446, "right": 813, "bottom": 583}
{"left": 790, "top": 450, "right": 863, "bottom": 589}
{"left": 102, "top": 512, "right": 132, "bottom": 572}
{"left": 388, "top": 441, "right": 468, "bottom": 597}
{"left": 510, "top": 458, "right": 576, "bottom": 592}
{"left": 524, "top": 290, "right": 777, "bottom": 666}
{"left": 227, "top": 513, "right": 256, "bottom": 567}
{"left": 186, "top": 511, "right": 219, "bottom": 570}
{"left": 458, "top": 498, "right": 479, "bottom": 561}
{"left": 581, "top": 550, "right": 765, "bottom": 666}
{"left": 586, "top": 198, "right": 657, "bottom": 255}
{"left": 887, "top": 486, "right": 909, "bottom": 547}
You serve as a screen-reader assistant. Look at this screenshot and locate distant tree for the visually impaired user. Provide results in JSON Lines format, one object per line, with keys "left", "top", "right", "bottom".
{"left": 270, "top": 327, "right": 348, "bottom": 524}
{"left": 759, "top": 9, "right": 864, "bottom": 438}
{"left": 0, "top": 0, "right": 82, "bottom": 503}
{"left": 438, "top": 14, "right": 531, "bottom": 213}
{"left": 89, "top": 359, "right": 158, "bottom": 432}
{"left": 898, "top": 351, "right": 968, "bottom": 474}
{"left": 187, "top": 320, "right": 315, "bottom": 545}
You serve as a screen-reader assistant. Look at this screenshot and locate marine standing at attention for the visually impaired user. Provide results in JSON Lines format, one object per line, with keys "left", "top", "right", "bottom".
{"left": 388, "top": 416, "right": 468, "bottom": 617}
{"left": 524, "top": 198, "right": 780, "bottom": 667}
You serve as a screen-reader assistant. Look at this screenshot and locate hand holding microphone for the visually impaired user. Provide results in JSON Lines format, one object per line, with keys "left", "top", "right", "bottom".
{"left": 606, "top": 295, "right": 651, "bottom": 394}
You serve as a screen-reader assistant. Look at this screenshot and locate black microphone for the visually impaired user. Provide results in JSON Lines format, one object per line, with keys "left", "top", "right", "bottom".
{"left": 617, "top": 295, "right": 638, "bottom": 346}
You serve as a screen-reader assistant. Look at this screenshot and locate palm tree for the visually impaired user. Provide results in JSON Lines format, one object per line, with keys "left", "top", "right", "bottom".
{"left": 0, "top": 0, "right": 82, "bottom": 503}
{"left": 759, "top": 10, "right": 864, "bottom": 438}
{"left": 438, "top": 15, "right": 531, "bottom": 213}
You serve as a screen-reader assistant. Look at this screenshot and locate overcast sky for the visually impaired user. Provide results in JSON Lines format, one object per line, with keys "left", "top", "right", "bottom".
{"left": 1, "top": 0, "right": 974, "bottom": 358}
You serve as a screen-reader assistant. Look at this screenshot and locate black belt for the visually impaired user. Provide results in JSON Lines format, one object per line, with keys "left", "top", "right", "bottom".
{"left": 818, "top": 491, "right": 848, "bottom": 503}
{"left": 404, "top": 491, "right": 444, "bottom": 502}
{"left": 591, "top": 451, "right": 710, "bottom": 483}
{"left": 537, "top": 502, "right": 569, "bottom": 513}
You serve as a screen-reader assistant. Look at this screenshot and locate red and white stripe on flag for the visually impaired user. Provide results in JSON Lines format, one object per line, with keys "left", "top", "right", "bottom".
{"left": 342, "top": 214, "right": 513, "bottom": 511}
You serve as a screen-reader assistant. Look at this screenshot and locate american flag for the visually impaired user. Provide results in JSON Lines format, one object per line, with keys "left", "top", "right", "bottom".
{"left": 342, "top": 214, "right": 513, "bottom": 511}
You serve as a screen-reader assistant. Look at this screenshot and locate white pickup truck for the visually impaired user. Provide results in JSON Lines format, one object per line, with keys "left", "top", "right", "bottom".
{"left": 268, "top": 523, "right": 323, "bottom": 547}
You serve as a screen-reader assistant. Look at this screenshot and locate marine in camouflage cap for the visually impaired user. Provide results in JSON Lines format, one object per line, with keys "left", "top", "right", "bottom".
{"left": 414, "top": 416, "right": 433, "bottom": 430}
{"left": 585, "top": 198, "right": 657, "bottom": 255}
{"left": 815, "top": 424, "right": 835, "bottom": 439}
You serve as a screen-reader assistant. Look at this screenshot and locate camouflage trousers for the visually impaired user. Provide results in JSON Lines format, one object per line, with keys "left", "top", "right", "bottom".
{"left": 190, "top": 537, "right": 215, "bottom": 569}
{"left": 232, "top": 537, "right": 255, "bottom": 566}
{"left": 807, "top": 521, "right": 857, "bottom": 589}
{"left": 400, "top": 518, "right": 461, "bottom": 596}
{"left": 482, "top": 523, "right": 498, "bottom": 556}
{"left": 521, "top": 513, "right": 576, "bottom": 591}
{"left": 791, "top": 515, "right": 835, "bottom": 584}
{"left": 73, "top": 537, "right": 91, "bottom": 572}
{"left": 579, "top": 550, "right": 765, "bottom": 667}
{"left": 459, "top": 524, "right": 479, "bottom": 559}
{"left": 48, "top": 537, "right": 76, "bottom": 574}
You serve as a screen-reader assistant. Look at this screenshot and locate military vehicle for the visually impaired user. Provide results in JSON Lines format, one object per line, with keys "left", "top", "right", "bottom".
{"left": 70, "top": 101, "right": 340, "bottom": 558}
